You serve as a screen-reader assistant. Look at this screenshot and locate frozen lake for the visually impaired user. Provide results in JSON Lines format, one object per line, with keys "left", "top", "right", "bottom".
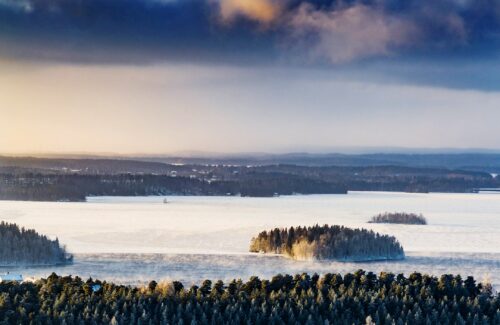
{"left": 0, "top": 192, "right": 499, "bottom": 286}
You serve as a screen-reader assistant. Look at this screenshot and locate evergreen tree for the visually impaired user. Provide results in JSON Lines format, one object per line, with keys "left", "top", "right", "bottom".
{"left": 0, "top": 271, "right": 497, "bottom": 324}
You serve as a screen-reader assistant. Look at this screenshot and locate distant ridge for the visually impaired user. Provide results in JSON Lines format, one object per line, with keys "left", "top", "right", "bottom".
{"left": 3, "top": 153, "right": 500, "bottom": 173}
{"left": 137, "top": 153, "right": 500, "bottom": 173}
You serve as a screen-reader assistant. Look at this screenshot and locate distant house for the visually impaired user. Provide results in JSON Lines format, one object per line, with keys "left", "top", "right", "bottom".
{"left": 0, "top": 272, "right": 23, "bottom": 282}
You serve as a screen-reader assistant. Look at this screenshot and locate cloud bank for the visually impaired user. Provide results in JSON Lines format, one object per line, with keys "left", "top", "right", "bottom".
{"left": 1, "top": 0, "right": 500, "bottom": 68}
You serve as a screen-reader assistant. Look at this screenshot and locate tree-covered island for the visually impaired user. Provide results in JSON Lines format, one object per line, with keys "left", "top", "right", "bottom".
{"left": 250, "top": 225, "right": 405, "bottom": 261}
{"left": 369, "top": 212, "right": 427, "bottom": 225}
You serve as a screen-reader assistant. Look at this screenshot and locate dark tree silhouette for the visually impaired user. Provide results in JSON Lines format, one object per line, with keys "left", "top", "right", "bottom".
{"left": 0, "top": 222, "right": 72, "bottom": 266}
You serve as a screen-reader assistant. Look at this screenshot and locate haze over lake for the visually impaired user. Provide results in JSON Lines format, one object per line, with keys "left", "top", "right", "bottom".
{"left": 1, "top": 192, "right": 499, "bottom": 286}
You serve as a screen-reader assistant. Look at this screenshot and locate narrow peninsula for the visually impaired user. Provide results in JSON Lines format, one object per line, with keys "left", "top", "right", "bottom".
{"left": 0, "top": 221, "right": 72, "bottom": 266}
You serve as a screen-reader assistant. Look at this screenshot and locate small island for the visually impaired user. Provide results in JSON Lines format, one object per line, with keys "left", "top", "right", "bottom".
{"left": 369, "top": 212, "right": 427, "bottom": 225}
{"left": 250, "top": 225, "right": 404, "bottom": 261}
{"left": 0, "top": 222, "right": 72, "bottom": 266}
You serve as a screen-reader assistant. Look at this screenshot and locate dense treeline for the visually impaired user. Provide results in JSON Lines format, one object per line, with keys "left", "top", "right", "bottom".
{"left": 0, "top": 173, "right": 347, "bottom": 201}
{"left": 369, "top": 213, "right": 427, "bottom": 225}
{"left": 0, "top": 271, "right": 498, "bottom": 324}
{"left": 0, "top": 174, "right": 215, "bottom": 201}
{"left": 251, "top": 165, "right": 499, "bottom": 194}
{"left": 231, "top": 173, "right": 348, "bottom": 197}
{"left": 250, "top": 225, "right": 404, "bottom": 261}
{"left": 0, "top": 222, "right": 71, "bottom": 266}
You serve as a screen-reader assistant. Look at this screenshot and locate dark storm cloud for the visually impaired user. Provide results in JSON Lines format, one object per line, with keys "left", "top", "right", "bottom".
{"left": 0, "top": 0, "right": 247, "bottom": 63}
{"left": 0, "top": 0, "right": 283, "bottom": 64}
{"left": 1, "top": 0, "right": 500, "bottom": 62}
{"left": 1, "top": 0, "right": 500, "bottom": 87}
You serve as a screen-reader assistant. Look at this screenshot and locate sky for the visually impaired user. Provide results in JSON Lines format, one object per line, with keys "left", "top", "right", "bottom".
{"left": 1, "top": 0, "right": 500, "bottom": 155}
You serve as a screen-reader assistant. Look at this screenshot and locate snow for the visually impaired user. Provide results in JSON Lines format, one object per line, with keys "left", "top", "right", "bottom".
{"left": 0, "top": 273, "right": 23, "bottom": 282}
{"left": 0, "top": 192, "right": 499, "bottom": 286}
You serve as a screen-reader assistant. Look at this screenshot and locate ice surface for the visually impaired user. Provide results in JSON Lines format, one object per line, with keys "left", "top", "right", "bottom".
{"left": 1, "top": 252, "right": 499, "bottom": 288}
{"left": 0, "top": 192, "right": 499, "bottom": 286}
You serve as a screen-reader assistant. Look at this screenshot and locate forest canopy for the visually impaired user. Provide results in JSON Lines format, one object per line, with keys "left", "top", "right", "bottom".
{"left": 369, "top": 212, "right": 428, "bottom": 225}
{"left": 0, "top": 222, "right": 72, "bottom": 266}
{"left": 250, "top": 225, "right": 405, "bottom": 261}
{"left": 0, "top": 271, "right": 497, "bottom": 324}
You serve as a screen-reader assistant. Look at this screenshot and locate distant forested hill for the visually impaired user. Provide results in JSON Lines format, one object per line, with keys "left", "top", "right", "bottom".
{"left": 1, "top": 155, "right": 499, "bottom": 201}
{"left": 0, "top": 222, "right": 72, "bottom": 266}
{"left": 0, "top": 156, "right": 173, "bottom": 174}
{"left": 149, "top": 152, "right": 500, "bottom": 173}
{"left": 4, "top": 153, "right": 500, "bottom": 173}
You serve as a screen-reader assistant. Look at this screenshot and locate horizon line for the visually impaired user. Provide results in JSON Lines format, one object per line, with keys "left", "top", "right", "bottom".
{"left": 2, "top": 147, "right": 500, "bottom": 159}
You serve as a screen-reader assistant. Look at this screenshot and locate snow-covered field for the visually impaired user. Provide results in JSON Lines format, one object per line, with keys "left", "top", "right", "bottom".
{"left": 0, "top": 192, "right": 499, "bottom": 286}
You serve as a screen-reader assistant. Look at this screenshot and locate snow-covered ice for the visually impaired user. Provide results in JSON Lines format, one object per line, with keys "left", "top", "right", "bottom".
{"left": 0, "top": 192, "right": 499, "bottom": 286}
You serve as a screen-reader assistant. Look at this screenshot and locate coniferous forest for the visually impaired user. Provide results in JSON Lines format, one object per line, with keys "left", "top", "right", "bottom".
{"left": 0, "top": 222, "right": 72, "bottom": 266}
{"left": 0, "top": 271, "right": 498, "bottom": 324}
{"left": 249, "top": 225, "right": 405, "bottom": 261}
{"left": 369, "top": 213, "right": 428, "bottom": 225}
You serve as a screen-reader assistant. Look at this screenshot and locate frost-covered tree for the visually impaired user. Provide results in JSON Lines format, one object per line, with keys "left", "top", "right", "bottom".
{"left": 0, "top": 271, "right": 498, "bottom": 324}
